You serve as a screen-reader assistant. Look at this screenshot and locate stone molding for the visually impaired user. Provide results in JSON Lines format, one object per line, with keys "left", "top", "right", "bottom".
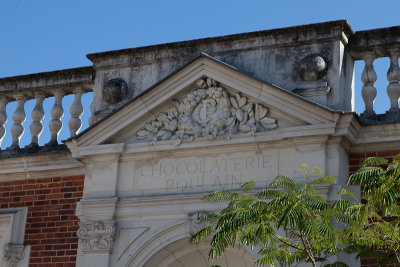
{"left": 76, "top": 197, "right": 118, "bottom": 221}
{"left": 136, "top": 77, "right": 277, "bottom": 144}
{"left": 2, "top": 244, "right": 24, "bottom": 267}
{"left": 0, "top": 66, "right": 94, "bottom": 95}
{"left": 77, "top": 220, "right": 116, "bottom": 253}
{"left": 0, "top": 152, "right": 84, "bottom": 182}
{"left": 87, "top": 20, "right": 353, "bottom": 63}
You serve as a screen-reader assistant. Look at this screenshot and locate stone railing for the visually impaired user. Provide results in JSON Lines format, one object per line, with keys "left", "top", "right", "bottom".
{"left": 0, "top": 67, "right": 94, "bottom": 156}
{"left": 349, "top": 26, "right": 400, "bottom": 123}
{"left": 0, "top": 23, "right": 398, "bottom": 159}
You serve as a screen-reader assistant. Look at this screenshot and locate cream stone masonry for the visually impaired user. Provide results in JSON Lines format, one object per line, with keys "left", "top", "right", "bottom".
{"left": 67, "top": 54, "right": 355, "bottom": 266}
{"left": 65, "top": 50, "right": 400, "bottom": 265}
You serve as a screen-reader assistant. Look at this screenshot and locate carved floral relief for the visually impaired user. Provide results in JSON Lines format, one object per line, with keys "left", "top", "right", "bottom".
{"left": 136, "top": 77, "right": 277, "bottom": 143}
{"left": 3, "top": 244, "right": 24, "bottom": 267}
{"left": 77, "top": 221, "right": 115, "bottom": 251}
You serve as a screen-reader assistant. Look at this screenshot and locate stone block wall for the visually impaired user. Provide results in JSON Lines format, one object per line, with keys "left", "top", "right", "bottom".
{"left": 0, "top": 175, "right": 84, "bottom": 267}
{"left": 349, "top": 151, "right": 400, "bottom": 267}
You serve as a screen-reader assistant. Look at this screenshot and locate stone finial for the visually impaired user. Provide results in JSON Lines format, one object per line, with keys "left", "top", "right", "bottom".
{"left": 3, "top": 244, "right": 25, "bottom": 267}
{"left": 298, "top": 54, "right": 328, "bottom": 81}
{"left": 77, "top": 220, "right": 115, "bottom": 252}
{"left": 102, "top": 78, "right": 128, "bottom": 104}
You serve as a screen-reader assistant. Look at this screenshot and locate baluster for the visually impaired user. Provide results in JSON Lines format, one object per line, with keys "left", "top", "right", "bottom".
{"left": 387, "top": 49, "right": 400, "bottom": 113}
{"left": 69, "top": 89, "right": 84, "bottom": 137}
{"left": 89, "top": 101, "right": 94, "bottom": 126}
{"left": 361, "top": 53, "right": 377, "bottom": 116}
{"left": 47, "top": 89, "right": 64, "bottom": 147}
{"left": 9, "top": 95, "right": 26, "bottom": 150}
{"left": 0, "top": 97, "right": 8, "bottom": 149}
{"left": 29, "top": 93, "right": 45, "bottom": 148}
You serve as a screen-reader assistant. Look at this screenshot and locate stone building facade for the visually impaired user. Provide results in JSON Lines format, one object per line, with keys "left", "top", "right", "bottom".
{"left": 0, "top": 20, "right": 399, "bottom": 266}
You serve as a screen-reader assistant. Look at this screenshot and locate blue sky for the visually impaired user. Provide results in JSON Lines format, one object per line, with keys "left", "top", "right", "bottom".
{"left": 0, "top": 0, "right": 399, "bottom": 148}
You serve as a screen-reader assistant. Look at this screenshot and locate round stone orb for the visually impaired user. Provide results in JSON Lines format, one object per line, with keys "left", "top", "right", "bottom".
{"left": 102, "top": 78, "right": 128, "bottom": 104}
{"left": 298, "top": 54, "right": 328, "bottom": 81}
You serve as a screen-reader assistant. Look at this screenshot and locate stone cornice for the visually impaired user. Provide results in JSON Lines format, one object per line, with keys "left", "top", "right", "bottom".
{"left": 87, "top": 20, "right": 353, "bottom": 66}
{"left": 333, "top": 113, "right": 400, "bottom": 152}
{"left": 349, "top": 122, "right": 400, "bottom": 152}
{"left": 349, "top": 25, "right": 400, "bottom": 60}
{"left": 0, "top": 151, "right": 84, "bottom": 182}
{"left": 0, "top": 66, "right": 94, "bottom": 97}
{"left": 115, "top": 186, "right": 331, "bottom": 219}
{"left": 68, "top": 124, "right": 336, "bottom": 159}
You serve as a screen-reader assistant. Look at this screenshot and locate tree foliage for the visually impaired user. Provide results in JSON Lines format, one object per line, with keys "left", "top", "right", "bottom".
{"left": 342, "top": 156, "right": 400, "bottom": 265}
{"left": 190, "top": 165, "right": 348, "bottom": 267}
{"left": 191, "top": 157, "right": 400, "bottom": 266}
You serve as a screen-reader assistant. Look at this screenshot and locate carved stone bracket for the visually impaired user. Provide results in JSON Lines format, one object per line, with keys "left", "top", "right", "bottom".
{"left": 77, "top": 220, "right": 116, "bottom": 253}
{"left": 3, "top": 244, "right": 25, "bottom": 267}
{"left": 188, "top": 211, "right": 214, "bottom": 236}
{"left": 137, "top": 77, "right": 277, "bottom": 144}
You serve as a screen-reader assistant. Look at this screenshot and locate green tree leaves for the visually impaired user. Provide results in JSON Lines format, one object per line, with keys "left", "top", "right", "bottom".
{"left": 191, "top": 157, "right": 400, "bottom": 266}
{"left": 343, "top": 156, "right": 400, "bottom": 265}
{"left": 190, "top": 165, "right": 348, "bottom": 267}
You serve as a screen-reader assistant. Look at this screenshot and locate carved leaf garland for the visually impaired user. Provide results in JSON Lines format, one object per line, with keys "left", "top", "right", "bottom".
{"left": 136, "top": 77, "right": 277, "bottom": 143}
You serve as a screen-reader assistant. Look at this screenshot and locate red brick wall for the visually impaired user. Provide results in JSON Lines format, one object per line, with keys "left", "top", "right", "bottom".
{"left": 349, "top": 151, "right": 400, "bottom": 267}
{"left": 0, "top": 175, "right": 84, "bottom": 267}
{"left": 349, "top": 151, "right": 400, "bottom": 175}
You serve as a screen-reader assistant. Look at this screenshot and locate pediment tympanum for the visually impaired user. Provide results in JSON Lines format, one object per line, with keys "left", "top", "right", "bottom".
{"left": 136, "top": 77, "right": 277, "bottom": 144}
{"left": 70, "top": 55, "right": 338, "bottom": 148}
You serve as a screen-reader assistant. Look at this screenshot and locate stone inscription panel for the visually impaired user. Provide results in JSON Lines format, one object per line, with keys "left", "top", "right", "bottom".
{"left": 132, "top": 150, "right": 279, "bottom": 194}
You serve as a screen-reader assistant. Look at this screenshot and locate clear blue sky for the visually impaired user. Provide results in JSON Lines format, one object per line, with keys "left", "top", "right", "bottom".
{"left": 0, "top": 0, "right": 399, "bottom": 148}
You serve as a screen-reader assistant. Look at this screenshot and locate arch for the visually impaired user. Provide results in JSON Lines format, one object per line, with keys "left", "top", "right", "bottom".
{"left": 143, "top": 238, "right": 255, "bottom": 267}
{"left": 125, "top": 222, "right": 256, "bottom": 267}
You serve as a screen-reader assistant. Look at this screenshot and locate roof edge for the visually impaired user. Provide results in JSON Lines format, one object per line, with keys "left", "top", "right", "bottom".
{"left": 86, "top": 20, "right": 353, "bottom": 61}
{"left": 0, "top": 66, "right": 94, "bottom": 86}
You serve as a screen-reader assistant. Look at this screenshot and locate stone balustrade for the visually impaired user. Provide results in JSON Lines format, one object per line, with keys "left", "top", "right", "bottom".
{"left": 349, "top": 26, "right": 400, "bottom": 122}
{"left": 0, "top": 67, "right": 94, "bottom": 155}
{"left": 0, "top": 22, "right": 399, "bottom": 158}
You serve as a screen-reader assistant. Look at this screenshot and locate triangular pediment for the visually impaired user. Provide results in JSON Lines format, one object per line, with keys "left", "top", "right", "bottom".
{"left": 71, "top": 55, "right": 337, "bottom": 148}
{"left": 132, "top": 76, "right": 279, "bottom": 144}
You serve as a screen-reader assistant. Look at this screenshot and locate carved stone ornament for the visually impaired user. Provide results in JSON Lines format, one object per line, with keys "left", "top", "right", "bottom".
{"left": 3, "top": 244, "right": 25, "bottom": 267}
{"left": 137, "top": 77, "right": 277, "bottom": 144}
{"left": 298, "top": 54, "right": 328, "bottom": 81}
{"left": 188, "top": 211, "right": 214, "bottom": 236}
{"left": 76, "top": 220, "right": 115, "bottom": 252}
{"left": 102, "top": 78, "right": 128, "bottom": 104}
